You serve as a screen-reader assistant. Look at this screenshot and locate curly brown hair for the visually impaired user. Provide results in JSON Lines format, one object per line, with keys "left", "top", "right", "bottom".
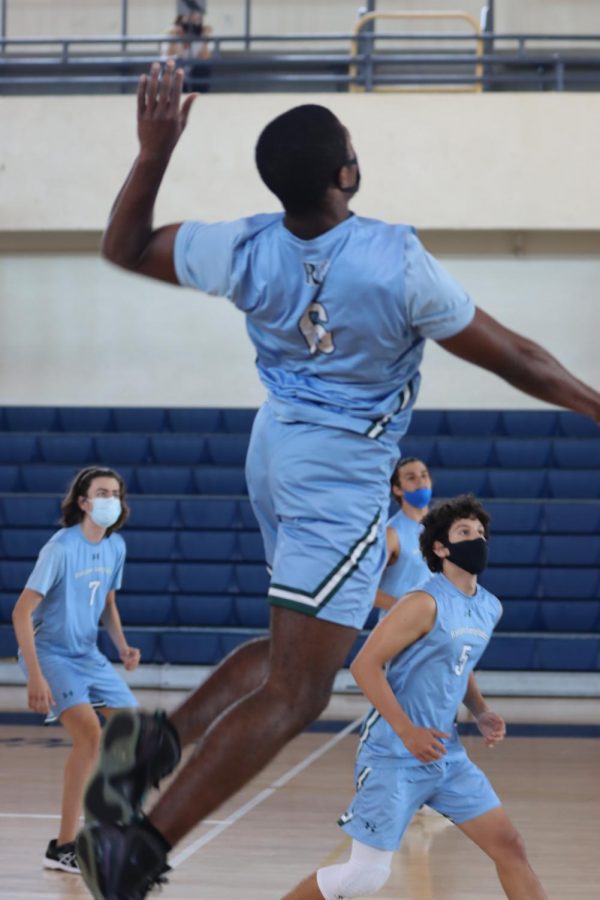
{"left": 419, "top": 494, "right": 490, "bottom": 573}
{"left": 61, "top": 466, "right": 129, "bottom": 537}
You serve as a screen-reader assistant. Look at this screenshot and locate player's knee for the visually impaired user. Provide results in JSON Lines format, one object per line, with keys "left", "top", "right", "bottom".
{"left": 491, "top": 827, "right": 528, "bottom": 866}
{"left": 316, "top": 841, "right": 392, "bottom": 899}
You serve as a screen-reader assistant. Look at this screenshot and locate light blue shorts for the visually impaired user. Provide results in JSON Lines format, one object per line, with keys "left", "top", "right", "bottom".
{"left": 245, "top": 403, "right": 399, "bottom": 630}
{"left": 339, "top": 750, "right": 501, "bottom": 850}
{"left": 20, "top": 646, "right": 138, "bottom": 720}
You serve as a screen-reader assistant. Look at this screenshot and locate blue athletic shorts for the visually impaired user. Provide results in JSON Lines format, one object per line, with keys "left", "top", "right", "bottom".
{"left": 339, "top": 750, "right": 501, "bottom": 850}
{"left": 245, "top": 403, "right": 399, "bottom": 630}
{"left": 20, "top": 646, "right": 138, "bottom": 720}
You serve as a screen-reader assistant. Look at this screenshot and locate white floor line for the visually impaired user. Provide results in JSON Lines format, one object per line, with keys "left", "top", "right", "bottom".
{"left": 170, "top": 716, "right": 362, "bottom": 869}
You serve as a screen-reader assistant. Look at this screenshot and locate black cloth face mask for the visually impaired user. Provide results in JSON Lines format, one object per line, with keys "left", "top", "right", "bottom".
{"left": 444, "top": 537, "right": 489, "bottom": 575}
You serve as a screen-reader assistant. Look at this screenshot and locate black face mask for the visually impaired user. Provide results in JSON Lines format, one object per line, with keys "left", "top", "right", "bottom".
{"left": 337, "top": 157, "right": 361, "bottom": 196}
{"left": 444, "top": 537, "right": 489, "bottom": 575}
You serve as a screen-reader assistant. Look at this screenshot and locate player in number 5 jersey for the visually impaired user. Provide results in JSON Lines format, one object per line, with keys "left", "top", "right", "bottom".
{"left": 11, "top": 467, "right": 140, "bottom": 876}
{"left": 285, "top": 495, "right": 546, "bottom": 900}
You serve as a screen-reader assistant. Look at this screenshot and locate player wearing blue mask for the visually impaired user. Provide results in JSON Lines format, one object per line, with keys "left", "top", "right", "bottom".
{"left": 376, "top": 457, "right": 433, "bottom": 614}
{"left": 76, "top": 62, "right": 600, "bottom": 898}
{"left": 11, "top": 467, "right": 140, "bottom": 875}
{"left": 285, "top": 495, "right": 547, "bottom": 900}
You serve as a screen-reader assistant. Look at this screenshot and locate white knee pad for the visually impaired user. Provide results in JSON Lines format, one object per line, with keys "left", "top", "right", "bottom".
{"left": 316, "top": 840, "right": 393, "bottom": 899}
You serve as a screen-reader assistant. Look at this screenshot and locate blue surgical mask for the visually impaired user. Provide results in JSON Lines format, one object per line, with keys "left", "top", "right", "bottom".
{"left": 403, "top": 487, "right": 432, "bottom": 509}
{"left": 89, "top": 497, "right": 121, "bottom": 529}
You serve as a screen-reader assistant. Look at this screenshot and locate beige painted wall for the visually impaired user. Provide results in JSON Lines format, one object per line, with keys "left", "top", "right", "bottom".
{"left": 2, "top": 93, "right": 600, "bottom": 231}
{"left": 0, "top": 90, "right": 598, "bottom": 410}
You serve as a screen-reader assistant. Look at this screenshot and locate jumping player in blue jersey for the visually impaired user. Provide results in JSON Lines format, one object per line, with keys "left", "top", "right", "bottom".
{"left": 11, "top": 467, "right": 140, "bottom": 875}
{"left": 76, "top": 62, "right": 599, "bottom": 898}
{"left": 285, "top": 495, "right": 547, "bottom": 900}
{"left": 376, "top": 457, "right": 432, "bottom": 614}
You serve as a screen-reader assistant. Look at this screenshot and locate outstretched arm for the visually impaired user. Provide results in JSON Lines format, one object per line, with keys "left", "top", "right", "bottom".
{"left": 438, "top": 307, "right": 600, "bottom": 422}
{"left": 101, "top": 61, "right": 197, "bottom": 283}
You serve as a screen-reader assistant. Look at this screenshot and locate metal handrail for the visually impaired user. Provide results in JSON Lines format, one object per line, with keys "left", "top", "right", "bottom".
{"left": 350, "top": 11, "right": 484, "bottom": 93}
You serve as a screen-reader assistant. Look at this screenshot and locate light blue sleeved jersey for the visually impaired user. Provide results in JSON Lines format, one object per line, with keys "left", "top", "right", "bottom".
{"left": 25, "top": 525, "right": 126, "bottom": 656}
{"left": 174, "top": 212, "right": 475, "bottom": 442}
{"left": 378, "top": 509, "right": 430, "bottom": 600}
{"left": 358, "top": 572, "right": 502, "bottom": 766}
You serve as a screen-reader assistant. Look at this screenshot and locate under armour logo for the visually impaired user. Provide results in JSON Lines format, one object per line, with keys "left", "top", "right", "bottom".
{"left": 364, "top": 821, "right": 377, "bottom": 833}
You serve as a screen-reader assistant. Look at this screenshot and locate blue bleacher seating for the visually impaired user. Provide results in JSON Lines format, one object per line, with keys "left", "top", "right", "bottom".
{"left": 58, "top": 407, "right": 113, "bottom": 432}
{"left": 542, "top": 535, "right": 600, "bottom": 566}
{"left": 0, "top": 435, "right": 39, "bottom": 464}
{"left": 479, "top": 567, "right": 540, "bottom": 598}
{"left": 123, "top": 529, "right": 177, "bottom": 560}
{"left": 177, "top": 531, "right": 238, "bottom": 561}
{"left": 547, "top": 470, "right": 600, "bottom": 499}
{"left": 0, "top": 529, "right": 51, "bottom": 559}
{"left": 395, "top": 437, "right": 436, "bottom": 465}
{"left": 489, "top": 535, "right": 542, "bottom": 566}
{"left": 494, "top": 439, "right": 551, "bottom": 469}
{"left": 445, "top": 410, "right": 501, "bottom": 437}
{"left": 238, "top": 500, "right": 259, "bottom": 529}
{"left": 430, "top": 469, "right": 488, "bottom": 497}
{"left": 537, "top": 637, "right": 600, "bottom": 671}
{"left": 174, "top": 563, "right": 234, "bottom": 594}
{"left": 484, "top": 502, "right": 543, "bottom": 533}
{"left": 233, "top": 596, "right": 270, "bottom": 628}
{"left": 126, "top": 498, "right": 178, "bottom": 529}
{"left": 0, "top": 496, "right": 60, "bottom": 526}
{"left": 540, "top": 601, "right": 600, "bottom": 633}
{"left": 122, "top": 563, "right": 173, "bottom": 593}
{"left": 113, "top": 408, "right": 167, "bottom": 433}
{"left": 221, "top": 409, "right": 257, "bottom": 433}
{"left": 206, "top": 435, "right": 249, "bottom": 466}
{"left": 39, "top": 435, "right": 94, "bottom": 465}
{"left": 238, "top": 532, "right": 266, "bottom": 562}
{"left": 116, "top": 595, "right": 174, "bottom": 626}
{"left": 478, "top": 636, "right": 537, "bottom": 670}
{"left": 539, "top": 568, "right": 599, "bottom": 599}
{"left": 94, "top": 435, "right": 151, "bottom": 465}
{"left": 488, "top": 470, "right": 547, "bottom": 499}
{"left": 406, "top": 410, "right": 446, "bottom": 436}
{"left": 0, "top": 627, "right": 18, "bottom": 658}
{"left": 135, "top": 467, "right": 193, "bottom": 495}
{"left": 496, "top": 600, "right": 541, "bottom": 631}
{"left": 151, "top": 435, "right": 207, "bottom": 466}
{"left": 0, "top": 593, "right": 16, "bottom": 623}
{"left": 167, "top": 408, "right": 223, "bottom": 433}
{"left": 4, "top": 407, "right": 58, "bottom": 432}
{"left": 557, "top": 412, "right": 600, "bottom": 437}
{"left": 174, "top": 595, "right": 235, "bottom": 627}
{"left": 160, "top": 631, "right": 222, "bottom": 664}
{"left": 0, "top": 466, "right": 22, "bottom": 492}
{"left": 345, "top": 634, "right": 368, "bottom": 667}
{"left": 542, "top": 502, "right": 600, "bottom": 534}
{"left": 0, "top": 560, "right": 35, "bottom": 592}
{"left": 500, "top": 410, "right": 558, "bottom": 437}
{"left": 234, "top": 564, "right": 270, "bottom": 595}
{"left": 178, "top": 498, "right": 239, "bottom": 529}
{"left": 194, "top": 467, "right": 247, "bottom": 495}
{"left": 552, "top": 439, "right": 600, "bottom": 469}
{"left": 220, "top": 629, "right": 265, "bottom": 656}
{"left": 435, "top": 438, "right": 493, "bottom": 468}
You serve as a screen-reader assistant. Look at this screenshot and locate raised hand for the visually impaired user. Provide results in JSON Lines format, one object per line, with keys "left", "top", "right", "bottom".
{"left": 137, "top": 61, "right": 198, "bottom": 160}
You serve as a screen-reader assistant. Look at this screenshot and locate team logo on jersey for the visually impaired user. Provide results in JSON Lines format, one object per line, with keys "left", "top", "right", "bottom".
{"left": 298, "top": 301, "right": 335, "bottom": 356}
{"left": 303, "top": 259, "right": 329, "bottom": 285}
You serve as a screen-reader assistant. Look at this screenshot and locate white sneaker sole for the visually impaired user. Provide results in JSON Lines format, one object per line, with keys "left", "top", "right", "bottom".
{"left": 43, "top": 857, "right": 81, "bottom": 875}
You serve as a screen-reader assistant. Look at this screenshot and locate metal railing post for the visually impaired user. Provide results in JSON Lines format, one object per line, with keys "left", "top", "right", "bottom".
{"left": 244, "top": 0, "right": 251, "bottom": 50}
{"left": 1, "top": 0, "right": 7, "bottom": 54}
{"left": 120, "top": 0, "right": 128, "bottom": 52}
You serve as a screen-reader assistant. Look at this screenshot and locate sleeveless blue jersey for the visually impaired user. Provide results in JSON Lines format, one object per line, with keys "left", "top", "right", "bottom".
{"left": 379, "top": 509, "right": 430, "bottom": 599}
{"left": 358, "top": 572, "right": 502, "bottom": 766}
{"left": 25, "top": 525, "right": 126, "bottom": 656}
{"left": 174, "top": 213, "right": 474, "bottom": 443}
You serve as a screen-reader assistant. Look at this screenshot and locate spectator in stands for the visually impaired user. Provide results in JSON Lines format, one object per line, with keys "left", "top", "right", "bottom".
{"left": 284, "top": 495, "right": 547, "bottom": 900}
{"left": 75, "top": 65, "right": 600, "bottom": 899}
{"left": 161, "top": 0, "right": 212, "bottom": 93}
{"left": 375, "top": 456, "right": 433, "bottom": 613}
{"left": 11, "top": 467, "right": 140, "bottom": 876}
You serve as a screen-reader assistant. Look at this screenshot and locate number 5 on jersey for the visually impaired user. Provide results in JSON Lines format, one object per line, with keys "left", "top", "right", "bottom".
{"left": 454, "top": 643, "right": 473, "bottom": 676}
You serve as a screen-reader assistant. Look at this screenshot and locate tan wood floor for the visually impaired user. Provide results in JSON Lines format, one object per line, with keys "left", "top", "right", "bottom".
{"left": 0, "top": 692, "right": 599, "bottom": 899}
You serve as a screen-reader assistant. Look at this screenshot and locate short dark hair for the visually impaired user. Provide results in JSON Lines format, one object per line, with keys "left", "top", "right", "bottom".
{"left": 419, "top": 494, "right": 491, "bottom": 573}
{"left": 255, "top": 105, "right": 349, "bottom": 214}
{"left": 61, "top": 466, "right": 129, "bottom": 537}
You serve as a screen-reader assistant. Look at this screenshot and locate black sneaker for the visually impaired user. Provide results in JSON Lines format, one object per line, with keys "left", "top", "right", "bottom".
{"left": 43, "top": 838, "right": 81, "bottom": 874}
{"left": 76, "top": 820, "right": 169, "bottom": 900}
{"left": 84, "top": 710, "right": 181, "bottom": 827}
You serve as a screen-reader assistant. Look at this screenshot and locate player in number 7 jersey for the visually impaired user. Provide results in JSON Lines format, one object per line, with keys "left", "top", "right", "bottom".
{"left": 284, "top": 494, "right": 546, "bottom": 900}
{"left": 11, "top": 467, "right": 141, "bottom": 877}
